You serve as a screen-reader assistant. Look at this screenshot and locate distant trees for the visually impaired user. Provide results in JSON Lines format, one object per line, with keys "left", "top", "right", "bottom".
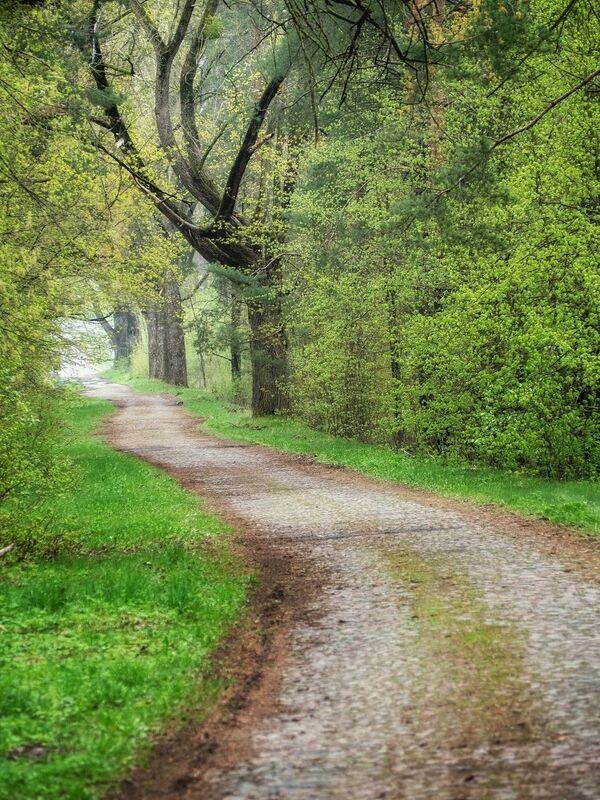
{"left": 145, "top": 275, "right": 188, "bottom": 385}
{"left": 98, "top": 309, "right": 139, "bottom": 368}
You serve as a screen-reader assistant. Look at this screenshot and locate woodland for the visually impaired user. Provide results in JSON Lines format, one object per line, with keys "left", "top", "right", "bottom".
{"left": 1, "top": 0, "right": 599, "bottom": 550}
{"left": 1, "top": 2, "right": 600, "bottom": 798}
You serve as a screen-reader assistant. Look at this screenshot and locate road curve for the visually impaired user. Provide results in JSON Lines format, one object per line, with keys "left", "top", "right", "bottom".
{"left": 86, "top": 380, "right": 600, "bottom": 800}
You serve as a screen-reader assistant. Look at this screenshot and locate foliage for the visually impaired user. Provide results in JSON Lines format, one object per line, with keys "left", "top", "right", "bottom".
{"left": 1, "top": 0, "right": 599, "bottom": 556}
{"left": 283, "top": 0, "right": 600, "bottom": 478}
{"left": 0, "top": 373, "right": 75, "bottom": 559}
{"left": 3, "top": 0, "right": 597, "bottom": 785}
{"left": 290, "top": 271, "right": 395, "bottom": 441}
{"left": 0, "top": 397, "right": 247, "bottom": 800}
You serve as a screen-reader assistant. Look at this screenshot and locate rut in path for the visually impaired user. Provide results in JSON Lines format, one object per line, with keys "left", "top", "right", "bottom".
{"left": 87, "top": 380, "right": 600, "bottom": 800}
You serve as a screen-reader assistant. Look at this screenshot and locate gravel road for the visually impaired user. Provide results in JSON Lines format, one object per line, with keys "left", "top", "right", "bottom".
{"left": 87, "top": 380, "right": 600, "bottom": 800}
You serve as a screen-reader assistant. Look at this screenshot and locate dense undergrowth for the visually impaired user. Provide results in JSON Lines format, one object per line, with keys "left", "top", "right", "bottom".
{"left": 0, "top": 397, "right": 247, "bottom": 800}
{"left": 103, "top": 370, "right": 600, "bottom": 537}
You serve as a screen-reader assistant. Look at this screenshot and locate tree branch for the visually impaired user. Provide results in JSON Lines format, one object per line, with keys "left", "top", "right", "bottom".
{"left": 167, "top": 0, "right": 198, "bottom": 56}
{"left": 218, "top": 74, "right": 285, "bottom": 220}
{"left": 127, "top": 0, "right": 166, "bottom": 54}
{"left": 180, "top": 271, "right": 209, "bottom": 302}
{"left": 97, "top": 317, "right": 116, "bottom": 340}
{"left": 492, "top": 68, "right": 599, "bottom": 148}
{"left": 180, "top": 0, "right": 220, "bottom": 176}
{"left": 434, "top": 68, "right": 600, "bottom": 202}
{"left": 89, "top": 7, "right": 214, "bottom": 235}
{"left": 90, "top": 0, "right": 137, "bottom": 153}
{"left": 88, "top": 311, "right": 115, "bottom": 326}
{"left": 130, "top": 0, "right": 223, "bottom": 213}
{"left": 487, "top": 0, "right": 581, "bottom": 98}
{"left": 89, "top": 0, "right": 259, "bottom": 272}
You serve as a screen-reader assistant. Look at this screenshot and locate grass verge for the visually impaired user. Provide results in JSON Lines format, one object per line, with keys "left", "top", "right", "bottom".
{"left": 102, "top": 369, "right": 600, "bottom": 536}
{"left": 0, "top": 396, "right": 247, "bottom": 800}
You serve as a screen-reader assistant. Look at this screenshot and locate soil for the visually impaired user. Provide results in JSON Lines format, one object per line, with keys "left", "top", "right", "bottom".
{"left": 86, "top": 380, "right": 600, "bottom": 800}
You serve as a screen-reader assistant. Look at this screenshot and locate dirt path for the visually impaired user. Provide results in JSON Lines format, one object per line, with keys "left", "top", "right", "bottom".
{"left": 87, "top": 380, "right": 600, "bottom": 800}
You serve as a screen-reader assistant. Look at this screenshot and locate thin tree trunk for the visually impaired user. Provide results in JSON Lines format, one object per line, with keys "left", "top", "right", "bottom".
{"left": 112, "top": 309, "right": 139, "bottom": 367}
{"left": 198, "top": 350, "right": 207, "bottom": 388}
{"left": 387, "top": 283, "right": 402, "bottom": 440}
{"left": 230, "top": 286, "right": 242, "bottom": 383}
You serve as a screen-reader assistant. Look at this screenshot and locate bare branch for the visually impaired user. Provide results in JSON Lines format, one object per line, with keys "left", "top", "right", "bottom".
{"left": 197, "top": 122, "right": 229, "bottom": 171}
{"left": 423, "top": 69, "right": 600, "bottom": 211}
{"left": 436, "top": 67, "right": 600, "bottom": 202}
{"left": 96, "top": 144, "right": 211, "bottom": 234}
{"left": 487, "top": 0, "right": 581, "bottom": 98}
{"left": 88, "top": 0, "right": 260, "bottom": 273}
{"left": 249, "top": 132, "right": 275, "bottom": 154}
{"left": 180, "top": 271, "right": 209, "bottom": 302}
{"left": 492, "top": 68, "right": 599, "bottom": 148}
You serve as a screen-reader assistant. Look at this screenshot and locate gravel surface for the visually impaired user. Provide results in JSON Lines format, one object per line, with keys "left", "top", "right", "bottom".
{"left": 87, "top": 381, "right": 600, "bottom": 800}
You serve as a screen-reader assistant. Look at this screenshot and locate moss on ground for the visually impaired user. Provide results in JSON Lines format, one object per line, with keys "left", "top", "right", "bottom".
{"left": 389, "top": 549, "right": 533, "bottom": 740}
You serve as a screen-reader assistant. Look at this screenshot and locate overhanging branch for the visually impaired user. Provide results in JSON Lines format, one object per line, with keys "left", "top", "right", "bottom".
{"left": 434, "top": 68, "right": 600, "bottom": 202}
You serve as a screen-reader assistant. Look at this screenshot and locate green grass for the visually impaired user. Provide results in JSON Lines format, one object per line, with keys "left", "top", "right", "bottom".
{"left": 102, "top": 368, "right": 600, "bottom": 536}
{"left": 0, "top": 396, "right": 247, "bottom": 800}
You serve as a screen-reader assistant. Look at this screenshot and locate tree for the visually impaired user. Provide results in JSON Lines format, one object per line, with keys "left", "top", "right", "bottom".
{"left": 286, "top": 0, "right": 600, "bottom": 477}
{"left": 87, "top": 0, "right": 294, "bottom": 412}
{"left": 145, "top": 274, "right": 188, "bottom": 385}
{"left": 94, "top": 308, "right": 139, "bottom": 367}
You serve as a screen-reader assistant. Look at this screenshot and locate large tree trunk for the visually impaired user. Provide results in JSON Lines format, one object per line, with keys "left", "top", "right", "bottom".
{"left": 145, "top": 275, "right": 188, "bottom": 386}
{"left": 247, "top": 272, "right": 288, "bottom": 415}
{"left": 112, "top": 309, "right": 139, "bottom": 367}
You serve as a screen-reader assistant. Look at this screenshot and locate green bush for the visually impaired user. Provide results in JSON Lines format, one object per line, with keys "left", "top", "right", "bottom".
{"left": 0, "top": 368, "right": 75, "bottom": 559}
